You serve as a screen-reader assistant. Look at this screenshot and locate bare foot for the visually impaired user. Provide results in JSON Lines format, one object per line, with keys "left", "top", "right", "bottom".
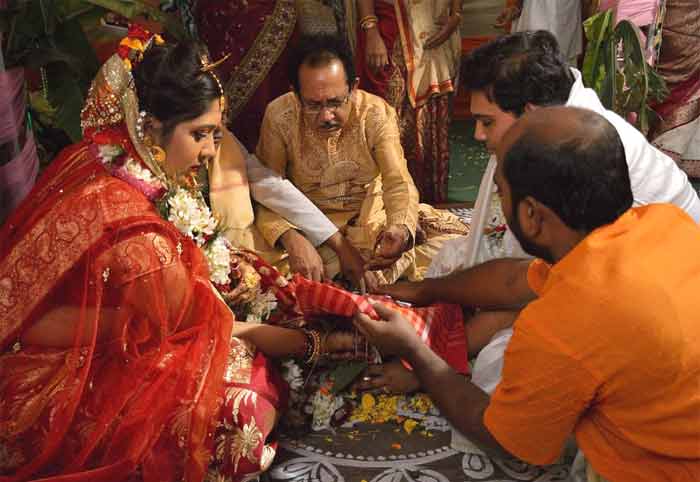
{"left": 354, "top": 359, "right": 420, "bottom": 394}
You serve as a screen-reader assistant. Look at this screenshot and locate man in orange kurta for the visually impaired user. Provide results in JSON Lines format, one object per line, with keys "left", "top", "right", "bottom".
{"left": 353, "top": 106, "right": 700, "bottom": 481}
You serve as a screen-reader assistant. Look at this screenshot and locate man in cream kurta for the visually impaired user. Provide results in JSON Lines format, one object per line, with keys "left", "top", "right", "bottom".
{"left": 253, "top": 35, "right": 467, "bottom": 285}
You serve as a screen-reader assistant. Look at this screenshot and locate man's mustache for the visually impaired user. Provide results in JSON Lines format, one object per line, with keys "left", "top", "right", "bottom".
{"left": 320, "top": 121, "right": 341, "bottom": 129}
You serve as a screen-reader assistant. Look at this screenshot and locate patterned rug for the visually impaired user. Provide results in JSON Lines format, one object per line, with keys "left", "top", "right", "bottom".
{"left": 265, "top": 210, "right": 572, "bottom": 482}
{"left": 266, "top": 401, "right": 572, "bottom": 482}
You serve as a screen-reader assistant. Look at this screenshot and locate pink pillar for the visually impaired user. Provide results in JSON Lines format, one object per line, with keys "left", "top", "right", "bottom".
{"left": 0, "top": 65, "right": 40, "bottom": 225}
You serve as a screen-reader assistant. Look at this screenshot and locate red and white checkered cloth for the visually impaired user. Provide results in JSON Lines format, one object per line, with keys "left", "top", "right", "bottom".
{"left": 246, "top": 253, "right": 469, "bottom": 375}
{"left": 292, "top": 275, "right": 469, "bottom": 375}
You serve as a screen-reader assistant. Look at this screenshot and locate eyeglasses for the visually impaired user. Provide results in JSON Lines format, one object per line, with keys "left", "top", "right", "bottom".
{"left": 301, "top": 93, "right": 351, "bottom": 115}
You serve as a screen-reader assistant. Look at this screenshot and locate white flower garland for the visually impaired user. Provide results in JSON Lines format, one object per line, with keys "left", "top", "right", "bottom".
{"left": 165, "top": 188, "right": 233, "bottom": 286}
{"left": 98, "top": 146, "right": 233, "bottom": 287}
{"left": 204, "top": 236, "right": 233, "bottom": 286}
{"left": 123, "top": 156, "right": 161, "bottom": 185}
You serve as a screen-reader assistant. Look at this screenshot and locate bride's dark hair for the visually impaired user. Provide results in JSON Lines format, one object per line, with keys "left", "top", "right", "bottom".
{"left": 132, "top": 40, "right": 221, "bottom": 140}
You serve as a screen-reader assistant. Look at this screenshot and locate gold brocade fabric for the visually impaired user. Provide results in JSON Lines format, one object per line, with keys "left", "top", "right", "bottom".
{"left": 223, "top": 0, "right": 297, "bottom": 122}
{"left": 255, "top": 90, "right": 467, "bottom": 282}
{"left": 255, "top": 90, "right": 419, "bottom": 246}
{"left": 394, "top": 0, "right": 461, "bottom": 108}
{"left": 208, "top": 129, "right": 286, "bottom": 266}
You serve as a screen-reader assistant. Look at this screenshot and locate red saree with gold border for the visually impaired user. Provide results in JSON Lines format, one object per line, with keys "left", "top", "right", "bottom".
{"left": 355, "top": 1, "right": 460, "bottom": 203}
{"left": 0, "top": 143, "right": 284, "bottom": 482}
{"left": 195, "top": 0, "right": 297, "bottom": 152}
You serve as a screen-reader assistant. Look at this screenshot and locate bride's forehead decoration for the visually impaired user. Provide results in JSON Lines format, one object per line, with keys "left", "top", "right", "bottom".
{"left": 199, "top": 52, "right": 231, "bottom": 113}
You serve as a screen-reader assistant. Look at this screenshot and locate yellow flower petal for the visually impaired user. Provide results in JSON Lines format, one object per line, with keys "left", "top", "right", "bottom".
{"left": 403, "top": 419, "right": 418, "bottom": 435}
{"left": 361, "top": 393, "right": 376, "bottom": 410}
{"left": 120, "top": 38, "right": 144, "bottom": 51}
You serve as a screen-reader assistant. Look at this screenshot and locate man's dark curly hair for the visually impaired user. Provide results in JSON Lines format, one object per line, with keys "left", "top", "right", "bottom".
{"left": 462, "top": 30, "right": 575, "bottom": 116}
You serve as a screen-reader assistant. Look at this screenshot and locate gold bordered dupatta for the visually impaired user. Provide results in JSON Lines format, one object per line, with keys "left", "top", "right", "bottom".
{"left": 394, "top": 0, "right": 461, "bottom": 108}
{"left": 224, "top": 0, "right": 297, "bottom": 122}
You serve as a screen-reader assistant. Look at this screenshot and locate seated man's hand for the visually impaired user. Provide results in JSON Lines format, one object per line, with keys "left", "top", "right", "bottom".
{"left": 372, "top": 280, "right": 430, "bottom": 306}
{"left": 353, "top": 360, "right": 420, "bottom": 394}
{"left": 366, "top": 224, "right": 411, "bottom": 270}
{"left": 353, "top": 300, "right": 421, "bottom": 359}
{"left": 222, "top": 253, "right": 260, "bottom": 306}
{"left": 324, "top": 232, "right": 367, "bottom": 289}
{"left": 280, "top": 229, "right": 325, "bottom": 282}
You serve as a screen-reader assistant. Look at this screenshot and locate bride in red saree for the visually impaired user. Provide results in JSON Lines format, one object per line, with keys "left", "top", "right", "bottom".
{"left": 0, "top": 27, "right": 313, "bottom": 482}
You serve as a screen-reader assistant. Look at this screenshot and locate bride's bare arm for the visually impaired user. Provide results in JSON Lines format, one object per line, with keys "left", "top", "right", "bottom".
{"left": 231, "top": 323, "right": 356, "bottom": 359}
{"left": 231, "top": 323, "right": 307, "bottom": 358}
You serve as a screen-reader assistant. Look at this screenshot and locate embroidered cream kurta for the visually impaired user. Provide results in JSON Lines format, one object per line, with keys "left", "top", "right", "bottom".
{"left": 255, "top": 89, "right": 467, "bottom": 282}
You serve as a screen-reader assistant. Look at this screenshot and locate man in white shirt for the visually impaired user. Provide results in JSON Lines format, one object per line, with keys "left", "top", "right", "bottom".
{"left": 376, "top": 30, "right": 700, "bottom": 393}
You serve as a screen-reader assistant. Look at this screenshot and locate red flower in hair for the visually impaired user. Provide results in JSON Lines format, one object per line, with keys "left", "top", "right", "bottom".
{"left": 117, "top": 24, "right": 164, "bottom": 70}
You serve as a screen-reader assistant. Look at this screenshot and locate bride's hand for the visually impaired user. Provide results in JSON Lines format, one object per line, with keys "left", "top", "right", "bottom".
{"left": 222, "top": 254, "right": 260, "bottom": 305}
{"left": 324, "top": 331, "right": 370, "bottom": 360}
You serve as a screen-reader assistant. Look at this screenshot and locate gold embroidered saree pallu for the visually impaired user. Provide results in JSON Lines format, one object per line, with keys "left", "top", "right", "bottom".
{"left": 0, "top": 144, "right": 284, "bottom": 482}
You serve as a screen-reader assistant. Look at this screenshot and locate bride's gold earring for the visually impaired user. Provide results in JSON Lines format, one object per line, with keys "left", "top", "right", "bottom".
{"left": 143, "top": 133, "right": 166, "bottom": 165}
{"left": 150, "top": 145, "right": 166, "bottom": 164}
{"left": 138, "top": 111, "right": 166, "bottom": 165}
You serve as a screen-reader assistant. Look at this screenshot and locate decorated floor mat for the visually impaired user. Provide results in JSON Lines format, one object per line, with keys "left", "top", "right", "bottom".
{"left": 267, "top": 393, "right": 571, "bottom": 482}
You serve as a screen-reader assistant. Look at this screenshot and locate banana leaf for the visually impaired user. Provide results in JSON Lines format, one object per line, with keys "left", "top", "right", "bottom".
{"left": 582, "top": 11, "right": 668, "bottom": 134}
{"left": 2, "top": 0, "right": 187, "bottom": 159}
{"left": 582, "top": 10, "right": 614, "bottom": 89}
{"left": 330, "top": 360, "right": 368, "bottom": 395}
{"left": 84, "top": 0, "right": 160, "bottom": 18}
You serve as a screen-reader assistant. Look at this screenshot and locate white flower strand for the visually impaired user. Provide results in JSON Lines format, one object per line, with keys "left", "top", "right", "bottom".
{"left": 167, "top": 188, "right": 219, "bottom": 246}
{"left": 97, "top": 143, "right": 248, "bottom": 291}
{"left": 204, "top": 236, "right": 232, "bottom": 286}
{"left": 123, "top": 157, "right": 160, "bottom": 185}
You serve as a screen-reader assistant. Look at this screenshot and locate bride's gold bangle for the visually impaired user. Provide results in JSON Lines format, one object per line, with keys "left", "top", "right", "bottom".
{"left": 302, "top": 329, "right": 322, "bottom": 365}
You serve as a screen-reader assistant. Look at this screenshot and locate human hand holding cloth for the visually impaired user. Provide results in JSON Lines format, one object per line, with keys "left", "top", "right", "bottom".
{"left": 365, "top": 224, "right": 411, "bottom": 270}
{"left": 291, "top": 277, "right": 469, "bottom": 374}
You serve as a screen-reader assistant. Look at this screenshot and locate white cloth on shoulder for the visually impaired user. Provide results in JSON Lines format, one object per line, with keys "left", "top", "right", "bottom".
{"left": 240, "top": 137, "right": 338, "bottom": 247}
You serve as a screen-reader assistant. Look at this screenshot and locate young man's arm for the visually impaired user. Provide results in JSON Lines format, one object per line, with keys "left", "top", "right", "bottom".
{"left": 376, "top": 257, "right": 536, "bottom": 309}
